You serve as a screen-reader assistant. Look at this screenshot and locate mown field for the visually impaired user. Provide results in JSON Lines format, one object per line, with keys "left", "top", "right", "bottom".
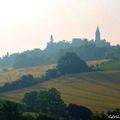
{"left": 0, "top": 64, "right": 56, "bottom": 85}
{"left": 1, "top": 70, "right": 120, "bottom": 113}
{"left": 87, "top": 59, "right": 110, "bottom": 67}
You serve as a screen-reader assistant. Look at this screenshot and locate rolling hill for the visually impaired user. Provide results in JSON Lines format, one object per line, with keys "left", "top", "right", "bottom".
{"left": 1, "top": 70, "right": 120, "bottom": 113}
{"left": 0, "top": 64, "right": 56, "bottom": 85}
{"left": 0, "top": 59, "right": 112, "bottom": 85}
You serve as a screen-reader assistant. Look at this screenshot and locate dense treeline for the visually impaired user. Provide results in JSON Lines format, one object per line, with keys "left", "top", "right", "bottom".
{"left": 0, "top": 75, "right": 40, "bottom": 92}
{"left": 0, "top": 99, "right": 54, "bottom": 120}
{"left": 0, "top": 88, "right": 119, "bottom": 120}
{"left": 0, "top": 40, "right": 120, "bottom": 69}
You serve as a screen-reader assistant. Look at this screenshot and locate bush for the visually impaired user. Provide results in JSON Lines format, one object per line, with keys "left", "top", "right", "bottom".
{"left": 68, "top": 104, "right": 93, "bottom": 120}
{"left": 0, "top": 75, "right": 39, "bottom": 93}
{"left": 45, "top": 69, "right": 59, "bottom": 80}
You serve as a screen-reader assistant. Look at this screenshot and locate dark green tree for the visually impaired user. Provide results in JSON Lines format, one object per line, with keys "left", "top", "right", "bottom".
{"left": 0, "top": 100, "right": 23, "bottom": 120}
{"left": 46, "top": 88, "right": 67, "bottom": 119}
{"left": 22, "top": 91, "right": 39, "bottom": 111}
{"left": 37, "top": 113, "right": 54, "bottom": 120}
{"left": 57, "top": 52, "right": 91, "bottom": 74}
{"left": 22, "top": 88, "right": 67, "bottom": 119}
{"left": 45, "top": 69, "right": 59, "bottom": 80}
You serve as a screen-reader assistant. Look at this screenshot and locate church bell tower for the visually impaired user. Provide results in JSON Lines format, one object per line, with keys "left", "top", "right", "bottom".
{"left": 50, "top": 34, "right": 54, "bottom": 44}
{"left": 95, "top": 26, "right": 101, "bottom": 43}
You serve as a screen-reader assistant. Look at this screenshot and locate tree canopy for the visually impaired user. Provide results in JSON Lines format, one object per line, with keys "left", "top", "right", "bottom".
{"left": 57, "top": 52, "right": 91, "bottom": 74}
{"left": 22, "top": 88, "right": 66, "bottom": 119}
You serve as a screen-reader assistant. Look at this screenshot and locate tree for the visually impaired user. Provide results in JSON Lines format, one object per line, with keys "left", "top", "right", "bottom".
{"left": 45, "top": 69, "right": 59, "bottom": 80}
{"left": 68, "top": 104, "right": 93, "bottom": 120}
{"left": 37, "top": 113, "right": 54, "bottom": 120}
{"left": 0, "top": 74, "right": 39, "bottom": 93}
{"left": 22, "top": 88, "right": 67, "bottom": 119}
{"left": 22, "top": 112, "right": 54, "bottom": 120}
{"left": 46, "top": 88, "right": 67, "bottom": 119}
{"left": 22, "top": 91, "right": 39, "bottom": 112}
{"left": 57, "top": 52, "right": 91, "bottom": 74}
{"left": 0, "top": 100, "right": 23, "bottom": 120}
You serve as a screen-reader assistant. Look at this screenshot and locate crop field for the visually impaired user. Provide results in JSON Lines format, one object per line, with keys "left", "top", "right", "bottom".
{"left": 0, "top": 64, "right": 56, "bottom": 85}
{"left": 87, "top": 59, "right": 110, "bottom": 67}
{"left": 1, "top": 70, "right": 120, "bottom": 113}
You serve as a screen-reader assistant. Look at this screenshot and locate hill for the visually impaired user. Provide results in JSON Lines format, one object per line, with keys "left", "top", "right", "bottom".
{"left": 0, "top": 42, "right": 119, "bottom": 69}
{"left": 1, "top": 70, "right": 120, "bottom": 113}
{"left": 0, "top": 59, "right": 113, "bottom": 85}
{"left": 0, "top": 64, "right": 56, "bottom": 85}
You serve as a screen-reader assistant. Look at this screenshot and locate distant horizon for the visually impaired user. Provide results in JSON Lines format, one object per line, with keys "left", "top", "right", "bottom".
{"left": 0, "top": 0, "right": 119, "bottom": 56}
{"left": 0, "top": 32, "right": 119, "bottom": 57}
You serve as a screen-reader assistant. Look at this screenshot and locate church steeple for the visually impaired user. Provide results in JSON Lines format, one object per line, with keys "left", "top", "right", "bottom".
{"left": 95, "top": 26, "right": 101, "bottom": 43}
{"left": 50, "top": 34, "right": 54, "bottom": 43}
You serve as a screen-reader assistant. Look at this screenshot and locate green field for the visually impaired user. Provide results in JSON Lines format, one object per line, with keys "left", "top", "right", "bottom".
{"left": 1, "top": 70, "right": 120, "bottom": 113}
{"left": 98, "top": 61, "right": 120, "bottom": 70}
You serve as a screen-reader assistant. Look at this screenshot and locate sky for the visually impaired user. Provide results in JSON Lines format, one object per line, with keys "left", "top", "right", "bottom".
{"left": 0, "top": 0, "right": 120, "bottom": 56}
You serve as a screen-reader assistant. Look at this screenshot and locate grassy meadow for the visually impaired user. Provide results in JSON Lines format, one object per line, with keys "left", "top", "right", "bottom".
{"left": 98, "top": 61, "right": 120, "bottom": 70}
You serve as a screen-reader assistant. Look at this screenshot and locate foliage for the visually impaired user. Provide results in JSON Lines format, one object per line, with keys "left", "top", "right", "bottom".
{"left": 0, "top": 40, "right": 119, "bottom": 69}
{"left": 36, "top": 113, "right": 54, "bottom": 120}
{"left": 68, "top": 104, "right": 93, "bottom": 120}
{"left": 57, "top": 52, "right": 91, "bottom": 74}
{"left": 105, "top": 45, "right": 120, "bottom": 61}
{"left": 22, "top": 91, "right": 39, "bottom": 111}
{"left": 13, "top": 53, "right": 43, "bottom": 69}
{"left": 0, "top": 74, "right": 39, "bottom": 93}
{"left": 45, "top": 69, "right": 60, "bottom": 80}
{"left": 0, "top": 88, "right": 120, "bottom": 120}
{"left": 0, "top": 99, "right": 23, "bottom": 120}
{"left": 93, "top": 109, "right": 120, "bottom": 120}
{"left": 22, "top": 88, "right": 67, "bottom": 119}
{"left": 22, "top": 112, "right": 54, "bottom": 120}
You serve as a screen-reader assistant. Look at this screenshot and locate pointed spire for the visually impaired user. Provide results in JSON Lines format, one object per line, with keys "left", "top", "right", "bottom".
{"left": 96, "top": 26, "right": 100, "bottom": 33}
{"left": 95, "top": 26, "right": 101, "bottom": 43}
{"left": 50, "top": 34, "right": 54, "bottom": 43}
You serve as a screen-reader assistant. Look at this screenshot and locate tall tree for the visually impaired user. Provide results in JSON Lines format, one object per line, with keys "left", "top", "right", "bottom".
{"left": 22, "top": 88, "right": 67, "bottom": 119}
{"left": 57, "top": 52, "right": 91, "bottom": 74}
{"left": 0, "top": 100, "right": 23, "bottom": 120}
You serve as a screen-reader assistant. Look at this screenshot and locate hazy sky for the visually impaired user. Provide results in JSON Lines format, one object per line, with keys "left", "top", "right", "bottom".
{"left": 0, "top": 0, "right": 120, "bottom": 56}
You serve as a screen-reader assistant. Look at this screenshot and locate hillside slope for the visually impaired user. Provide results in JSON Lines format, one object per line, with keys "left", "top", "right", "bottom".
{"left": 0, "top": 64, "right": 56, "bottom": 85}
{"left": 2, "top": 71, "right": 120, "bottom": 112}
